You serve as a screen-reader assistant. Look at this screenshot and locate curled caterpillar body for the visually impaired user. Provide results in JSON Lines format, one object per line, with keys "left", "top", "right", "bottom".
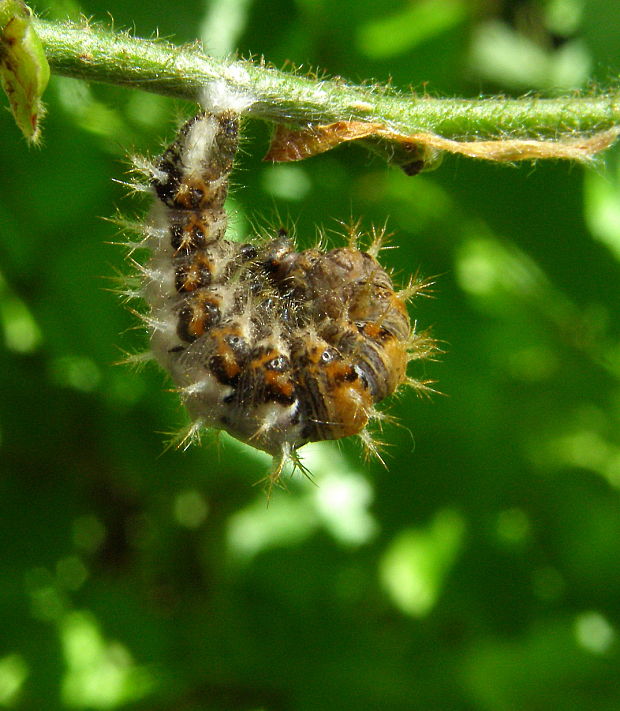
{"left": 126, "top": 109, "right": 433, "bottom": 484}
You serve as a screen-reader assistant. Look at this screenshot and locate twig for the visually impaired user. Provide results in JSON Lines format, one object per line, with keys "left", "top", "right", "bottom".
{"left": 30, "top": 17, "right": 620, "bottom": 164}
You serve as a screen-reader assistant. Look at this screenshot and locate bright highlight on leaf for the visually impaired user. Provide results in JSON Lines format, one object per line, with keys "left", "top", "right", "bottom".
{"left": 0, "top": 0, "right": 49, "bottom": 143}
{"left": 357, "top": 0, "right": 466, "bottom": 59}
{"left": 584, "top": 150, "right": 620, "bottom": 262}
{"left": 379, "top": 509, "right": 465, "bottom": 617}
{"left": 61, "top": 612, "right": 155, "bottom": 709}
{"left": 0, "top": 269, "right": 42, "bottom": 353}
{"left": 574, "top": 611, "right": 615, "bottom": 655}
{"left": 0, "top": 654, "right": 28, "bottom": 706}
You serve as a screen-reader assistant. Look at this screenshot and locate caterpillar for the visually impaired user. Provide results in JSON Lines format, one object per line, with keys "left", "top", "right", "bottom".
{"left": 121, "top": 107, "right": 434, "bottom": 487}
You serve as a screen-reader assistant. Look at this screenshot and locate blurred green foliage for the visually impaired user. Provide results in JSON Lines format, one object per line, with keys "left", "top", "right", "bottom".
{"left": 2, "top": 0, "right": 620, "bottom": 709}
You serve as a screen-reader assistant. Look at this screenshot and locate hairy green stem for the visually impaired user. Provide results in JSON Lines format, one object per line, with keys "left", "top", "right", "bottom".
{"left": 35, "top": 18, "right": 620, "bottom": 141}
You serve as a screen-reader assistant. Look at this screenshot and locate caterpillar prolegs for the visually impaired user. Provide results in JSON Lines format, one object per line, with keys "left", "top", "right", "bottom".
{"left": 123, "top": 108, "right": 434, "bottom": 486}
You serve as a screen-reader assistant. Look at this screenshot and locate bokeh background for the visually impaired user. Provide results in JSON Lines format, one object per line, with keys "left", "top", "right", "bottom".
{"left": 2, "top": 0, "right": 620, "bottom": 708}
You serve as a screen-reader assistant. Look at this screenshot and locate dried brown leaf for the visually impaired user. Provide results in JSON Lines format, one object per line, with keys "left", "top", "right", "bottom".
{"left": 265, "top": 120, "right": 620, "bottom": 165}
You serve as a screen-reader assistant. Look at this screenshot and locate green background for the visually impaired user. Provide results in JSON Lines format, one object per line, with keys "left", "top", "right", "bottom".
{"left": 2, "top": 0, "right": 620, "bottom": 708}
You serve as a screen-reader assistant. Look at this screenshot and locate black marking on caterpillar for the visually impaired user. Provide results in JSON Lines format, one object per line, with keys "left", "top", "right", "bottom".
{"left": 121, "top": 109, "right": 434, "bottom": 488}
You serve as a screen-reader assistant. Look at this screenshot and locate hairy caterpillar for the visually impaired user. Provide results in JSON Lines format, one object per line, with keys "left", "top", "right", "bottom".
{"left": 121, "top": 107, "right": 434, "bottom": 487}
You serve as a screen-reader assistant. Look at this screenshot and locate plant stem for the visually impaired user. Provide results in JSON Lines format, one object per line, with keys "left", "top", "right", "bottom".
{"left": 34, "top": 18, "right": 620, "bottom": 143}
